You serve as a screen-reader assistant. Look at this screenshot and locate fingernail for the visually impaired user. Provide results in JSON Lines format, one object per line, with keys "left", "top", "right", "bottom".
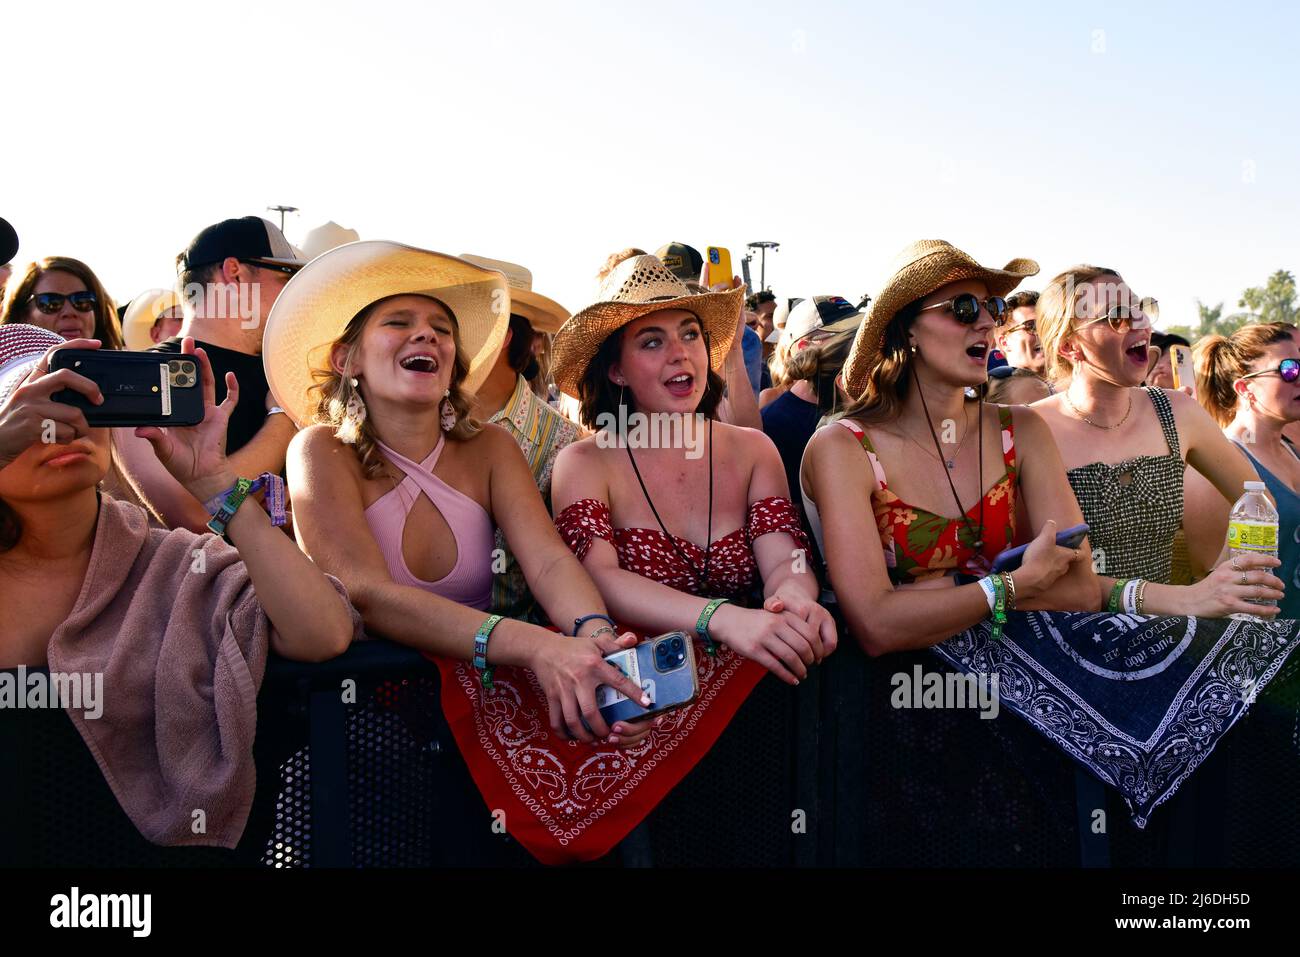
{"left": 641, "top": 695, "right": 651, "bottom": 706}
{"left": 608, "top": 736, "right": 620, "bottom": 744}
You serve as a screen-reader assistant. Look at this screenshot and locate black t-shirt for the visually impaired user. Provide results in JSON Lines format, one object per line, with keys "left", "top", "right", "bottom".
{"left": 150, "top": 338, "right": 269, "bottom": 454}
{"left": 761, "top": 390, "right": 823, "bottom": 508}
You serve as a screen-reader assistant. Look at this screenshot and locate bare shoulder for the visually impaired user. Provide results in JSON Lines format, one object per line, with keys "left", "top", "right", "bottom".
{"left": 715, "top": 419, "right": 779, "bottom": 461}
{"left": 291, "top": 424, "right": 360, "bottom": 474}
{"left": 1160, "top": 386, "right": 1205, "bottom": 419}
{"left": 1006, "top": 403, "right": 1050, "bottom": 436}
{"left": 554, "top": 431, "right": 606, "bottom": 467}
{"left": 805, "top": 418, "right": 864, "bottom": 461}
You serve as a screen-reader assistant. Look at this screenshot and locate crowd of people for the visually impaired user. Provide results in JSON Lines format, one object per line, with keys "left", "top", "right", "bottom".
{"left": 1, "top": 214, "right": 1297, "bottom": 861}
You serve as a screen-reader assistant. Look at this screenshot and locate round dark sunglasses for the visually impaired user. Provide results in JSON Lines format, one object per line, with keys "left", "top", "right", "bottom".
{"left": 918, "top": 293, "right": 1009, "bottom": 327}
{"left": 1077, "top": 297, "right": 1159, "bottom": 333}
{"left": 1241, "top": 358, "right": 1300, "bottom": 383}
{"left": 29, "top": 291, "right": 98, "bottom": 315}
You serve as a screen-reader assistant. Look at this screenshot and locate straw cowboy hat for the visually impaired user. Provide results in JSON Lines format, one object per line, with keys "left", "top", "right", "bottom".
{"left": 459, "top": 253, "right": 570, "bottom": 334}
{"left": 299, "top": 221, "right": 360, "bottom": 261}
{"left": 550, "top": 253, "right": 745, "bottom": 399}
{"left": 120, "top": 288, "right": 182, "bottom": 351}
{"left": 261, "top": 241, "right": 509, "bottom": 427}
{"left": 841, "top": 239, "right": 1038, "bottom": 397}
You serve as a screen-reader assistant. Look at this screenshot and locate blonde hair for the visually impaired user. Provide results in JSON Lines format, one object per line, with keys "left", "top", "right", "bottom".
{"left": 1036, "top": 264, "right": 1122, "bottom": 382}
{"left": 309, "top": 295, "right": 482, "bottom": 480}
{"left": 1193, "top": 323, "right": 1293, "bottom": 427}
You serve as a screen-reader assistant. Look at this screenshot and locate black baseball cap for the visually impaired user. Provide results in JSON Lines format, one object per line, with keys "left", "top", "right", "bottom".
{"left": 655, "top": 241, "right": 704, "bottom": 283}
{"left": 0, "top": 217, "right": 17, "bottom": 264}
{"left": 178, "top": 216, "right": 304, "bottom": 272}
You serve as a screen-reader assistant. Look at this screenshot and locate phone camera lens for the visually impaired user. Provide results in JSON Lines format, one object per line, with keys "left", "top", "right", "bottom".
{"left": 168, "top": 360, "right": 181, "bottom": 372}
{"left": 180, "top": 362, "right": 195, "bottom": 375}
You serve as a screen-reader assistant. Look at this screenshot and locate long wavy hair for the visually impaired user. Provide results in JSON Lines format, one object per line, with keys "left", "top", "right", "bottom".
{"left": 309, "top": 294, "right": 482, "bottom": 480}
{"left": 0, "top": 257, "right": 125, "bottom": 349}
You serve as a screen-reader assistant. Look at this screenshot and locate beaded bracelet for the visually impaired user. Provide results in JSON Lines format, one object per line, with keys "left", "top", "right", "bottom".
{"left": 695, "top": 597, "right": 730, "bottom": 657}
{"left": 473, "top": 614, "right": 505, "bottom": 690}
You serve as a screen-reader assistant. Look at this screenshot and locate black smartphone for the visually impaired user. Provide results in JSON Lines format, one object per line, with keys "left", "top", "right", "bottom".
{"left": 49, "top": 350, "right": 205, "bottom": 427}
{"left": 596, "top": 631, "right": 700, "bottom": 725}
{"left": 991, "top": 523, "right": 1089, "bottom": 574}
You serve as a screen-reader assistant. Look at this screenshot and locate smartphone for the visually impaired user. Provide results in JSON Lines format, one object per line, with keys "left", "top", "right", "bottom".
{"left": 1169, "top": 344, "right": 1194, "bottom": 393}
{"left": 596, "top": 631, "right": 699, "bottom": 725}
{"left": 49, "top": 350, "right": 205, "bottom": 427}
{"left": 991, "top": 523, "right": 1090, "bottom": 574}
{"left": 705, "top": 246, "right": 733, "bottom": 289}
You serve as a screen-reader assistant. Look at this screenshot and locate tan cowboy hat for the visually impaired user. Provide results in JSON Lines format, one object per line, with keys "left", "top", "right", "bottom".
{"left": 550, "top": 253, "right": 744, "bottom": 399}
{"left": 459, "top": 253, "right": 570, "bottom": 334}
{"left": 841, "top": 239, "right": 1038, "bottom": 397}
{"left": 300, "top": 221, "right": 361, "bottom": 261}
{"left": 121, "top": 288, "right": 182, "bottom": 351}
{"left": 262, "top": 240, "right": 509, "bottom": 427}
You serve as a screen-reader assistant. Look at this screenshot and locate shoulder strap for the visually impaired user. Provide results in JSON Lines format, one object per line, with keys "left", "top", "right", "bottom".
{"left": 1144, "top": 386, "right": 1181, "bottom": 458}
{"left": 996, "top": 404, "right": 1016, "bottom": 474}
{"left": 836, "top": 418, "right": 887, "bottom": 492}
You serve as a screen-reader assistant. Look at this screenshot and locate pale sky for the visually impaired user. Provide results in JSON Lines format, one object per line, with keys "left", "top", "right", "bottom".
{"left": 5, "top": 0, "right": 1296, "bottom": 328}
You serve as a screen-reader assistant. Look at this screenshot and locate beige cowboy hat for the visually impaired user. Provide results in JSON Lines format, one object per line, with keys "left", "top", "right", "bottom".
{"left": 841, "top": 239, "right": 1039, "bottom": 397}
{"left": 299, "top": 221, "right": 361, "bottom": 261}
{"left": 550, "top": 253, "right": 744, "bottom": 399}
{"left": 121, "top": 288, "right": 182, "bottom": 351}
{"left": 459, "top": 253, "right": 570, "bottom": 334}
{"left": 262, "top": 240, "right": 509, "bottom": 427}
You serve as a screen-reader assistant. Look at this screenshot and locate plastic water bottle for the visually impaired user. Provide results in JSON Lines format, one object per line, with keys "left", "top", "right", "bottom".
{"left": 1226, "top": 480, "right": 1279, "bottom": 619}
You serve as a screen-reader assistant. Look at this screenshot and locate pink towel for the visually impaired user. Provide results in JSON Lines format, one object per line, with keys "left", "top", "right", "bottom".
{"left": 46, "top": 495, "right": 362, "bottom": 849}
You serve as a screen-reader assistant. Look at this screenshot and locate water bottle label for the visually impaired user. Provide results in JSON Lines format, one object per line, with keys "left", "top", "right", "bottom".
{"left": 1228, "top": 521, "right": 1278, "bottom": 552}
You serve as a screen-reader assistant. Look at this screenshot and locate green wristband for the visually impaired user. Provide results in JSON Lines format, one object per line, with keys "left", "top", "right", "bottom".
{"left": 990, "top": 573, "right": 1007, "bottom": 642}
{"left": 1107, "top": 579, "right": 1129, "bottom": 614}
{"left": 695, "top": 598, "right": 730, "bottom": 657}
{"left": 473, "top": 614, "right": 504, "bottom": 691}
{"left": 207, "top": 477, "right": 253, "bottom": 537}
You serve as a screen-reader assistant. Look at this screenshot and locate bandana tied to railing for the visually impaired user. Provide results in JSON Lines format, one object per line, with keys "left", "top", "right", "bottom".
{"left": 932, "top": 608, "right": 1300, "bottom": 826}
{"left": 432, "top": 635, "right": 765, "bottom": 865}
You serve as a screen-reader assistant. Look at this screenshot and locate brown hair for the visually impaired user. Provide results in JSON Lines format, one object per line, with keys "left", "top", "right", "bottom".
{"left": 1194, "top": 323, "right": 1293, "bottom": 426}
{"left": 837, "top": 295, "right": 931, "bottom": 425}
{"left": 1036, "top": 265, "right": 1121, "bottom": 382}
{"left": 575, "top": 323, "right": 725, "bottom": 430}
{"left": 309, "top": 294, "right": 482, "bottom": 480}
{"left": 0, "top": 257, "right": 125, "bottom": 349}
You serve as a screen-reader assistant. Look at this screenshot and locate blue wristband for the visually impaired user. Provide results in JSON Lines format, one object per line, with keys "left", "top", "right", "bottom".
{"left": 473, "top": 614, "right": 505, "bottom": 690}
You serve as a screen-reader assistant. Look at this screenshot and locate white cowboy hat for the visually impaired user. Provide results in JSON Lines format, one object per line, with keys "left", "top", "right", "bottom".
{"left": 121, "top": 288, "right": 182, "bottom": 351}
{"left": 262, "top": 241, "right": 509, "bottom": 427}
{"left": 299, "top": 221, "right": 361, "bottom": 262}
{"left": 458, "top": 254, "right": 570, "bottom": 334}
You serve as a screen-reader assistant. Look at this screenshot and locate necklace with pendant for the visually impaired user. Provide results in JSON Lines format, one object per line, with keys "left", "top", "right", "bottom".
{"left": 906, "top": 405, "right": 971, "bottom": 469}
{"left": 913, "top": 371, "right": 987, "bottom": 569}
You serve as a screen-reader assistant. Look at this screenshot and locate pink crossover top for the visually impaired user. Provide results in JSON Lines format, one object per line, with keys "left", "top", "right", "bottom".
{"left": 363, "top": 436, "right": 495, "bottom": 610}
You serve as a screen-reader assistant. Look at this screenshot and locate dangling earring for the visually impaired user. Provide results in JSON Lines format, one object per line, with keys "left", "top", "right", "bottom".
{"left": 618, "top": 383, "right": 626, "bottom": 410}
{"left": 440, "top": 388, "right": 458, "bottom": 432}
{"left": 338, "top": 376, "right": 366, "bottom": 445}
{"left": 909, "top": 341, "right": 919, "bottom": 355}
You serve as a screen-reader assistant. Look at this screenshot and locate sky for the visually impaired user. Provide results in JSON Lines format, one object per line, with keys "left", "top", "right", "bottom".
{"left": 4, "top": 0, "right": 1297, "bottom": 328}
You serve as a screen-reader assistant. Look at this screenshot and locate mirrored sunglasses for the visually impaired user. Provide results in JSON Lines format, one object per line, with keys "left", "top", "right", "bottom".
{"left": 918, "top": 293, "right": 1009, "bottom": 327}
{"left": 30, "top": 291, "right": 98, "bottom": 314}
{"left": 1241, "top": 358, "right": 1300, "bottom": 383}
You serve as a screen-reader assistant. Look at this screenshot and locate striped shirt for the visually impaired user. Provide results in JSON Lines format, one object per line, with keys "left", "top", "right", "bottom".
{"left": 488, "top": 374, "right": 581, "bottom": 620}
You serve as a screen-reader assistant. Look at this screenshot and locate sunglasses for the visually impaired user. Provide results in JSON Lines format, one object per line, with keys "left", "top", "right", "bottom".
{"left": 29, "top": 291, "right": 98, "bottom": 314}
{"left": 239, "top": 259, "right": 299, "bottom": 276}
{"left": 918, "top": 293, "right": 1009, "bottom": 327}
{"left": 1241, "top": 358, "right": 1300, "bottom": 383}
{"left": 1077, "top": 297, "right": 1160, "bottom": 333}
{"left": 1004, "top": 318, "right": 1036, "bottom": 335}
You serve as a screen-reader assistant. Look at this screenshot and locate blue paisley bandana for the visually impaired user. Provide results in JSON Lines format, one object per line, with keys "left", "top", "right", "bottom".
{"left": 934, "top": 611, "right": 1300, "bottom": 826}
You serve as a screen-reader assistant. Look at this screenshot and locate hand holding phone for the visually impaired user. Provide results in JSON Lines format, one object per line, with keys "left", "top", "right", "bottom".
{"left": 51, "top": 348, "right": 204, "bottom": 427}
{"left": 596, "top": 631, "right": 699, "bottom": 726}
{"left": 0, "top": 337, "right": 104, "bottom": 468}
{"left": 991, "top": 522, "right": 1089, "bottom": 573}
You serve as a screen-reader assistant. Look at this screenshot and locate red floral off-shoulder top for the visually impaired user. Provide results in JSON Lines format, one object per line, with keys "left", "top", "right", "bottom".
{"left": 554, "top": 496, "right": 810, "bottom": 600}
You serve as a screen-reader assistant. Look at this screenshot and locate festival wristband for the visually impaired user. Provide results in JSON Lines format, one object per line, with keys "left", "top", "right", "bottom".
{"left": 977, "top": 576, "right": 997, "bottom": 613}
{"left": 473, "top": 614, "right": 505, "bottom": 691}
{"left": 1107, "top": 579, "right": 1129, "bottom": 614}
{"left": 267, "top": 406, "right": 286, "bottom": 417}
{"left": 990, "top": 574, "right": 1007, "bottom": 642}
{"left": 695, "top": 597, "right": 730, "bottom": 657}
{"left": 202, "top": 472, "right": 287, "bottom": 527}
{"left": 207, "top": 478, "right": 253, "bottom": 537}
{"left": 1122, "top": 578, "right": 1140, "bottom": 615}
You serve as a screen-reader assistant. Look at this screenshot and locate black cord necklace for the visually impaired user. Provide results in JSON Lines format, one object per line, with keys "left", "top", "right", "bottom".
{"left": 626, "top": 417, "right": 714, "bottom": 593}
{"left": 911, "top": 366, "right": 987, "bottom": 569}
